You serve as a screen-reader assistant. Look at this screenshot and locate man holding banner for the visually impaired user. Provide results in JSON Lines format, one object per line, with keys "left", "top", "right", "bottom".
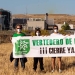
{"left": 50, "top": 25, "right": 62, "bottom": 73}
{"left": 12, "top": 24, "right": 27, "bottom": 70}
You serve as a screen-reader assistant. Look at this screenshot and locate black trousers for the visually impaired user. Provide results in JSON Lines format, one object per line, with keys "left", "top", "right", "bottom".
{"left": 33, "top": 57, "right": 44, "bottom": 70}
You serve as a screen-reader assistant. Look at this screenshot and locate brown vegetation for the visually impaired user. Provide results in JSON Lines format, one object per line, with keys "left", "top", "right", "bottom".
{"left": 0, "top": 43, "right": 75, "bottom": 75}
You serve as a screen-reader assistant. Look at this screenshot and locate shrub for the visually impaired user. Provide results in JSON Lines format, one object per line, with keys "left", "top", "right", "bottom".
{"left": 61, "top": 23, "right": 70, "bottom": 30}
{"left": 58, "top": 30, "right": 67, "bottom": 35}
{"left": 41, "top": 30, "right": 50, "bottom": 35}
{"left": 22, "top": 29, "right": 31, "bottom": 35}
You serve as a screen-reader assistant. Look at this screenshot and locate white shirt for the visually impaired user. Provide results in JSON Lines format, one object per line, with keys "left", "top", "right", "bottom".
{"left": 50, "top": 33, "right": 62, "bottom": 36}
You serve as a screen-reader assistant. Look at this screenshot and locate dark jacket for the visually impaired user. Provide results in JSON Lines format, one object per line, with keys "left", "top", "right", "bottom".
{"left": 10, "top": 52, "right": 27, "bottom": 63}
{"left": 10, "top": 52, "right": 14, "bottom": 62}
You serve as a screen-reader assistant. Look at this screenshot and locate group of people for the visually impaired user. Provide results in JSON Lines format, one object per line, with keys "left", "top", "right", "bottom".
{"left": 10, "top": 24, "right": 62, "bottom": 73}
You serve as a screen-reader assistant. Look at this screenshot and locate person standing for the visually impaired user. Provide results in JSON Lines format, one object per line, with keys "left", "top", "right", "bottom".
{"left": 50, "top": 25, "right": 62, "bottom": 73}
{"left": 33, "top": 27, "right": 45, "bottom": 72}
{"left": 12, "top": 24, "right": 27, "bottom": 70}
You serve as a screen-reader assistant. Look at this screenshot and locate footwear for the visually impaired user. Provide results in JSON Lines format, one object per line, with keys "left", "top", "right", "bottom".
{"left": 51, "top": 69, "right": 55, "bottom": 73}
{"left": 22, "top": 67, "right": 25, "bottom": 71}
{"left": 33, "top": 69, "right": 36, "bottom": 72}
{"left": 59, "top": 69, "right": 62, "bottom": 73}
{"left": 14, "top": 67, "right": 18, "bottom": 73}
{"left": 20, "top": 67, "right": 25, "bottom": 72}
{"left": 14, "top": 67, "right": 18, "bottom": 70}
{"left": 22, "top": 66, "right": 25, "bottom": 70}
{"left": 41, "top": 70, "right": 46, "bottom": 73}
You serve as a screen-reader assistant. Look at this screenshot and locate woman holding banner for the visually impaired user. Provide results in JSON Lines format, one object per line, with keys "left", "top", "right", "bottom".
{"left": 33, "top": 27, "right": 45, "bottom": 73}
{"left": 50, "top": 25, "right": 62, "bottom": 73}
{"left": 11, "top": 24, "right": 27, "bottom": 71}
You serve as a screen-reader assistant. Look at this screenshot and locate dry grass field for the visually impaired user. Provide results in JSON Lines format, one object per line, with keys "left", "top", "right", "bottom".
{"left": 0, "top": 43, "right": 75, "bottom": 75}
{"left": 13, "top": 14, "right": 75, "bottom": 24}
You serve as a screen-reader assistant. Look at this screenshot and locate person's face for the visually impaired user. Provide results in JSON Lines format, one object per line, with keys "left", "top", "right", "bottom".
{"left": 36, "top": 31, "right": 40, "bottom": 36}
{"left": 16, "top": 26, "right": 22, "bottom": 33}
{"left": 53, "top": 27, "right": 58, "bottom": 33}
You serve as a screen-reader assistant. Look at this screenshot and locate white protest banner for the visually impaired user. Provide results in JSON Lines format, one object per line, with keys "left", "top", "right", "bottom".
{"left": 12, "top": 35, "right": 75, "bottom": 58}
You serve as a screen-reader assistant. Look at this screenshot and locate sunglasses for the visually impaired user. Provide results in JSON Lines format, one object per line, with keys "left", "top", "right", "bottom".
{"left": 53, "top": 28, "right": 58, "bottom": 29}
{"left": 17, "top": 28, "right": 21, "bottom": 29}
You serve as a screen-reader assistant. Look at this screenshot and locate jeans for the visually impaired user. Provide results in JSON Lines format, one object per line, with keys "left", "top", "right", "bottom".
{"left": 14, "top": 58, "right": 25, "bottom": 68}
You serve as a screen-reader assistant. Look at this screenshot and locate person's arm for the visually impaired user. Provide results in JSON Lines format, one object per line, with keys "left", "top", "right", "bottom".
{"left": 10, "top": 36, "right": 12, "bottom": 41}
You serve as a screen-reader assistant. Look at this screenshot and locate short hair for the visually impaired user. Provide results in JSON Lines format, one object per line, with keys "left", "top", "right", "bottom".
{"left": 35, "top": 27, "right": 40, "bottom": 31}
{"left": 53, "top": 25, "right": 58, "bottom": 30}
{"left": 15, "top": 24, "right": 22, "bottom": 29}
{"left": 35, "top": 27, "right": 41, "bottom": 35}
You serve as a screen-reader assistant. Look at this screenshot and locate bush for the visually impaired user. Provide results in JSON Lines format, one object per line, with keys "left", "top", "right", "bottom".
{"left": 41, "top": 30, "right": 50, "bottom": 35}
{"left": 22, "top": 29, "right": 31, "bottom": 35}
{"left": 61, "top": 23, "right": 70, "bottom": 30}
{"left": 59, "top": 30, "right": 67, "bottom": 35}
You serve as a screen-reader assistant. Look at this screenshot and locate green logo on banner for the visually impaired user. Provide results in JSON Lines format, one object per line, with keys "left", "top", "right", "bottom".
{"left": 15, "top": 39, "right": 30, "bottom": 55}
